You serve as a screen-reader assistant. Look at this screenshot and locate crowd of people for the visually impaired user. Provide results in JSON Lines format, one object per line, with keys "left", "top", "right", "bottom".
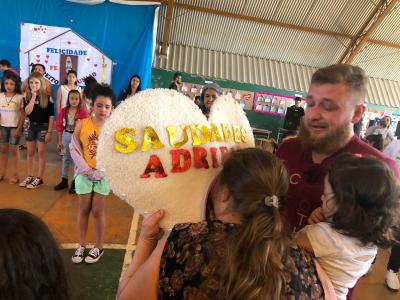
{"left": 0, "top": 62, "right": 118, "bottom": 268}
{"left": 0, "top": 60, "right": 399, "bottom": 300}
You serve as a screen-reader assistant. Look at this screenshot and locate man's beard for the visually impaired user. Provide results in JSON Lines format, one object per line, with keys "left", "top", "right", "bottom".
{"left": 298, "top": 120, "right": 351, "bottom": 154}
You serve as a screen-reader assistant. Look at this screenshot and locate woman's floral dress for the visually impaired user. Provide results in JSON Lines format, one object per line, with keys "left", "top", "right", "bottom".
{"left": 158, "top": 220, "right": 324, "bottom": 300}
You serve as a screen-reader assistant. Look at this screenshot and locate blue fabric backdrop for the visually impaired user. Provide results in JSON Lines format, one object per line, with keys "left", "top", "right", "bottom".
{"left": 0, "top": 0, "right": 157, "bottom": 98}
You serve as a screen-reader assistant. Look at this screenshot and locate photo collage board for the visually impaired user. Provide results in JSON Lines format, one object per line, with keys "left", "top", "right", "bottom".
{"left": 253, "top": 91, "right": 304, "bottom": 116}
{"left": 179, "top": 82, "right": 254, "bottom": 111}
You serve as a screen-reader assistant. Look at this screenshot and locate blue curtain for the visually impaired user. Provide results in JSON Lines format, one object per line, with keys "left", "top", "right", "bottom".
{"left": 0, "top": 0, "right": 157, "bottom": 97}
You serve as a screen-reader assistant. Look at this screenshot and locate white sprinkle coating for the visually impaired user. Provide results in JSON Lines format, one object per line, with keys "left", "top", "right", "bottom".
{"left": 97, "top": 89, "right": 254, "bottom": 229}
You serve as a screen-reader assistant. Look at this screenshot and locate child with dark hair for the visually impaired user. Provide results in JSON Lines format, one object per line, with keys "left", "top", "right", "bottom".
{"left": 0, "top": 59, "right": 18, "bottom": 76}
{"left": 294, "top": 153, "right": 400, "bottom": 300}
{"left": 70, "top": 84, "right": 115, "bottom": 264}
{"left": 118, "top": 74, "right": 141, "bottom": 105}
{"left": 0, "top": 208, "right": 68, "bottom": 300}
{"left": 0, "top": 72, "right": 24, "bottom": 183}
{"left": 56, "top": 69, "right": 81, "bottom": 114}
{"left": 82, "top": 76, "right": 98, "bottom": 113}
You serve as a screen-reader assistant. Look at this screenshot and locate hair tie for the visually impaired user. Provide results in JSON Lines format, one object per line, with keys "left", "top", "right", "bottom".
{"left": 264, "top": 195, "right": 279, "bottom": 208}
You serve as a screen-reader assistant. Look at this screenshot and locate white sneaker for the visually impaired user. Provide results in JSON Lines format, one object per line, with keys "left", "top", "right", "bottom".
{"left": 26, "top": 177, "right": 44, "bottom": 189}
{"left": 386, "top": 269, "right": 400, "bottom": 291}
{"left": 84, "top": 247, "right": 104, "bottom": 263}
{"left": 71, "top": 246, "right": 85, "bottom": 264}
{"left": 19, "top": 175, "right": 34, "bottom": 187}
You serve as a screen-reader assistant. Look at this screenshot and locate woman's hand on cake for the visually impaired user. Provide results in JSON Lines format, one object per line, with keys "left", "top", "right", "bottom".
{"left": 139, "top": 210, "right": 165, "bottom": 245}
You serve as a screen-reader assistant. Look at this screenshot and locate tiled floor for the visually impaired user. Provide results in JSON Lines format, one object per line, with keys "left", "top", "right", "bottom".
{"left": 0, "top": 158, "right": 134, "bottom": 246}
{"left": 0, "top": 136, "right": 398, "bottom": 300}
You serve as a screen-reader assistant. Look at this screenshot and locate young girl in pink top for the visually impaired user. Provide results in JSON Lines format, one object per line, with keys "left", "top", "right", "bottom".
{"left": 54, "top": 90, "right": 88, "bottom": 192}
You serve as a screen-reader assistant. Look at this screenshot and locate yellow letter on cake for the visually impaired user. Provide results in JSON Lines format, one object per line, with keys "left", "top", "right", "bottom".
{"left": 167, "top": 125, "right": 189, "bottom": 148}
{"left": 233, "top": 126, "right": 241, "bottom": 143}
{"left": 241, "top": 127, "right": 248, "bottom": 143}
{"left": 141, "top": 126, "right": 165, "bottom": 152}
{"left": 114, "top": 128, "right": 137, "bottom": 153}
{"left": 190, "top": 125, "right": 211, "bottom": 146}
{"left": 210, "top": 123, "right": 223, "bottom": 142}
{"left": 221, "top": 124, "right": 233, "bottom": 142}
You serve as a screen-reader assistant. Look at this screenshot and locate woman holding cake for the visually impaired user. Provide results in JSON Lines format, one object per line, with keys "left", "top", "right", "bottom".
{"left": 117, "top": 148, "right": 332, "bottom": 300}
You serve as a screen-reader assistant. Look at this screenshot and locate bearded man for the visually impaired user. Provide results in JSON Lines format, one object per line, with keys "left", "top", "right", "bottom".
{"left": 277, "top": 64, "right": 399, "bottom": 233}
{"left": 277, "top": 64, "right": 400, "bottom": 294}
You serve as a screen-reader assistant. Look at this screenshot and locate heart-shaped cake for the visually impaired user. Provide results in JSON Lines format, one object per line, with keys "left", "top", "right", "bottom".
{"left": 97, "top": 89, "right": 255, "bottom": 229}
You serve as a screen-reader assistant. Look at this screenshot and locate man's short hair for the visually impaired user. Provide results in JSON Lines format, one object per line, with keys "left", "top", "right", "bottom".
{"left": 173, "top": 72, "right": 182, "bottom": 80}
{"left": 0, "top": 59, "right": 11, "bottom": 67}
{"left": 31, "top": 63, "right": 46, "bottom": 73}
{"left": 311, "top": 64, "right": 367, "bottom": 103}
{"left": 294, "top": 96, "right": 301, "bottom": 102}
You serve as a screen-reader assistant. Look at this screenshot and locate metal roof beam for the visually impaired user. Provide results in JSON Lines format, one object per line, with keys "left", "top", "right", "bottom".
{"left": 151, "top": 1, "right": 400, "bottom": 51}
{"left": 174, "top": 2, "right": 352, "bottom": 40}
{"left": 339, "top": 0, "right": 400, "bottom": 64}
{"left": 160, "top": 0, "right": 174, "bottom": 56}
{"left": 337, "top": 1, "right": 385, "bottom": 63}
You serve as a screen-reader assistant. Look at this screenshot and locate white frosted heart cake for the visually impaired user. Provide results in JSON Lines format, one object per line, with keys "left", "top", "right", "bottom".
{"left": 97, "top": 89, "right": 255, "bottom": 229}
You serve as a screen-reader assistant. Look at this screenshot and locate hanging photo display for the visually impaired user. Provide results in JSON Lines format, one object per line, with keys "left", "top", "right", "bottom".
{"left": 224, "top": 88, "right": 254, "bottom": 111}
{"left": 253, "top": 91, "right": 303, "bottom": 116}
{"left": 179, "top": 82, "right": 254, "bottom": 111}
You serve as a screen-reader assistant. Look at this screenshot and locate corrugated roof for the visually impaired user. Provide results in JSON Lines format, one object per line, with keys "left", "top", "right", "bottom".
{"left": 371, "top": 2, "right": 400, "bottom": 43}
{"left": 155, "top": 0, "right": 400, "bottom": 106}
{"left": 353, "top": 43, "right": 400, "bottom": 81}
{"left": 154, "top": 44, "right": 400, "bottom": 108}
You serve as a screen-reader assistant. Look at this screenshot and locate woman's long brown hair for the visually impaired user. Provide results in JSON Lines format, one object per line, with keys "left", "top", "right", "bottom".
{"left": 218, "top": 148, "right": 289, "bottom": 300}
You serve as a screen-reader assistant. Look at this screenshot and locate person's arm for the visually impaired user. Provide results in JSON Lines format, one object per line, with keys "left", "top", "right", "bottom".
{"left": 117, "top": 210, "right": 166, "bottom": 300}
{"left": 45, "top": 115, "right": 54, "bottom": 144}
{"left": 299, "top": 107, "right": 305, "bottom": 124}
{"left": 21, "top": 79, "right": 28, "bottom": 94}
{"left": 387, "top": 130, "right": 394, "bottom": 141}
{"left": 118, "top": 238, "right": 166, "bottom": 300}
{"left": 77, "top": 108, "right": 89, "bottom": 120}
{"left": 384, "top": 130, "right": 394, "bottom": 148}
{"left": 70, "top": 120, "right": 91, "bottom": 177}
{"left": 313, "top": 259, "right": 338, "bottom": 300}
{"left": 55, "top": 110, "right": 64, "bottom": 133}
{"left": 13, "top": 101, "right": 25, "bottom": 138}
{"left": 383, "top": 140, "right": 396, "bottom": 159}
{"left": 293, "top": 231, "right": 315, "bottom": 255}
{"left": 46, "top": 80, "right": 54, "bottom": 99}
{"left": 44, "top": 100, "right": 54, "bottom": 143}
{"left": 82, "top": 93, "right": 90, "bottom": 113}
{"left": 57, "top": 131, "right": 63, "bottom": 152}
{"left": 56, "top": 86, "right": 62, "bottom": 114}
{"left": 72, "top": 119, "right": 83, "bottom": 151}
{"left": 24, "top": 93, "right": 36, "bottom": 115}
